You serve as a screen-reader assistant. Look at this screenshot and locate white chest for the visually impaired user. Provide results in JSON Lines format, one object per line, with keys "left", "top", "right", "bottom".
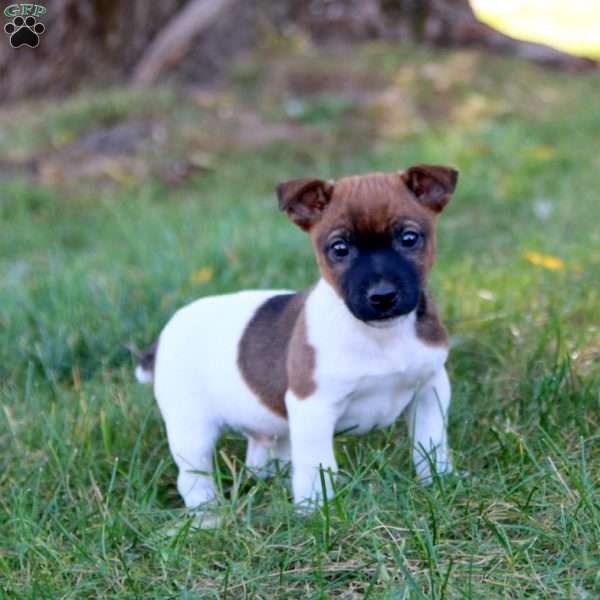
{"left": 315, "top": 313, "right": 448, "bottom": 388}
{"left": 321, "top": 330, "right": 447, "bottom": 434}
{"left": 334, "top": 371, "right": 413, "bottom": 434}
{"left": 305, "top": 280, "right": 448, "bottom": 435}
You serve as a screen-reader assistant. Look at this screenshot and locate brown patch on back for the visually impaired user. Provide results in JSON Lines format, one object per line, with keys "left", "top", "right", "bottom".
{"left": 415, "top": 290, "right": 448, "bottom": 347}
{"left": 287, "top": 309, "right": 316, "bottom": 399}
{"left": 238, "top": 290, "right": 316, "bottom": 418}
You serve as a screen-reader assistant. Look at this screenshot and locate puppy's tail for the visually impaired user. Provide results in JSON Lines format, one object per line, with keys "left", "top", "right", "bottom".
{"left": 135, "top": 340, "right": 158, "bottom": 384}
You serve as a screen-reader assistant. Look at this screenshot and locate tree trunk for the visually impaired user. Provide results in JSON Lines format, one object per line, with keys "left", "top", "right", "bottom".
{"left": 132, "top": 0, "right": 240, "bottom": 85}
{"left": 0, "top": 0, "right": 594, "bottom": 103}
{"left": 420, "top": 0, "right": 595, "bottom": 70}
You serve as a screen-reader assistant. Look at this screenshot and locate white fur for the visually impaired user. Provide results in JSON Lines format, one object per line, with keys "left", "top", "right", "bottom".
{"left": 148, "top": 279, "right": 451, "bottom": 509}
{"left": 135, "top": 365, "right": 153, "bottom": 384}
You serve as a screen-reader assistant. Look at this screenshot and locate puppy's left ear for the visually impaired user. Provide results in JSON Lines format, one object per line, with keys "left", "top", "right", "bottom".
{"left": 401, "top": 164, "right": 459, "bottom": 213}
{"left": 277, "top": 178, "right": 334, "bottom": 231}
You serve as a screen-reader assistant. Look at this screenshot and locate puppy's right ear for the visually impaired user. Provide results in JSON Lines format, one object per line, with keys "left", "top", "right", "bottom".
{"left": 400, "top": 164, "right": 458, "bottom": 213}
{"left": 277, "top": 178, "right": 334, "bottom": 231}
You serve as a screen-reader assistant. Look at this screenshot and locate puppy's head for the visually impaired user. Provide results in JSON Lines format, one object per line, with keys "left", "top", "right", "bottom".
{"left": 277, "top": 165, "right": 458, "bottom": 326}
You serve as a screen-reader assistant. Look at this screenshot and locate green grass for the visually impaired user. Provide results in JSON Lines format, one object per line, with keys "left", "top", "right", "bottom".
{"left": 1, "top": 43, "right": 599, "bottom": 597}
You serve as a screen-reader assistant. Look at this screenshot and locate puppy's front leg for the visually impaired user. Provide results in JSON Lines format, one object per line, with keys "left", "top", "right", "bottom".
{"left": 405, "top": 368, "right": 452, "bottom": 484}
{"left": 286, "top": 391, "right": 338, "bottom": 506}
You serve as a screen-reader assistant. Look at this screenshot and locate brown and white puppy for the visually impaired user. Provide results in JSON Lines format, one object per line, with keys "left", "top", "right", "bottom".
{"left": 136, "top": 165, "right": 458, "bottom": 508}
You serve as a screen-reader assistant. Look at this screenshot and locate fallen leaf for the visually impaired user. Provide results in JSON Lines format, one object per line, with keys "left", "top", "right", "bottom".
{"left": 522, "top": 144, "right": 555, "bottom": 162}
{"left": 190, "top": 266, "right": 213, "bottom": 285}
{"left": 524, "top": 250, "right": 564, "bottom": 271}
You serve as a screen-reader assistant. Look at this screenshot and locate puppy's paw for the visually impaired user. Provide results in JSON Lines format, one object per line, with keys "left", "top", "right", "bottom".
{"left": 247, "top": 458, "right": 290, "bottom": 480}
{"left": 292, "top": 468, "right": 337, "bottom": 510}
{"left": 293, "top": 494, "right": 324, "bottom": 514}
{"left": 160, "top": 508, "right": 222, "bottom": 538}
{"left": 417, "top": 462, "right": 453, "bottom": 486}
{"left": 183, "top": 486, "right": 217, "bottom": 509}
{"left": 293, "top": 482, "right": 332, "bottom": 512}
{"left": 189, "top": 508, "right": 222, "bottom": 530}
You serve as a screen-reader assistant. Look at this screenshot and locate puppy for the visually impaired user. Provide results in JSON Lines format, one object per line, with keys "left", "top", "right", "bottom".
{"left": 136, "top": 164, "right": 458, "bottom": 508}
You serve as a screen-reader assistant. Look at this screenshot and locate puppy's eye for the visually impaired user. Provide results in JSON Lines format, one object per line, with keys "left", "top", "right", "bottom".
{"left": 330, "top": 239, "right": 350, "bottom": 259}
{"left": 400, "top": 230, "right": 421, "bottom": 248}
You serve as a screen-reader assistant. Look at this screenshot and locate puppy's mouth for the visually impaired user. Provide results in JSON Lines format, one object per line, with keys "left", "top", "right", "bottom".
{"left": 345, "top": 292, "right": 420, "bottom": 327}
{"left": 348, "top": 303, "right": 416, "bottom": 328}
{"left": 364, "top": 315, "right": 406, "bottom": 329}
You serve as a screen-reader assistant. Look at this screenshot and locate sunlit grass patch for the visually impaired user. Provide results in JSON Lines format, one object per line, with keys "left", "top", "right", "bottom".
{"left": 473, "top": 0, "right": 600, "bottom": 59}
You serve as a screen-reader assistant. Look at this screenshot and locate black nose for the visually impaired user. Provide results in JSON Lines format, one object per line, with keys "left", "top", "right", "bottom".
{"left": 367, "top": 282, "right": 398, "bottom": 312}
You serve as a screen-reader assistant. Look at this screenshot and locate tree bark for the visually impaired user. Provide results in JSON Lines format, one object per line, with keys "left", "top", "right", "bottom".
{"left": 420, "top": 0, "right": 595, "bottom": 71}
{"left": 133, "top": 0, "right": 239, "bottom": 85}
{"left": 0, "top": 0, "right": 594, "bottom": 103}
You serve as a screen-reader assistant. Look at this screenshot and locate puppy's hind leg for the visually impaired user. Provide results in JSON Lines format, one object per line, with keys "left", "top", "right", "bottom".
{"left": 163, "top": 412, "right": 220, "bottom": 509}
{"left": 245, "top": 435, "right": 291, "bottom": 479}
{"left": 245, "top": 435, "right": 271, "bottom": 477}
{"left": 272, "top": 435, "right": 291, "bottom": 466}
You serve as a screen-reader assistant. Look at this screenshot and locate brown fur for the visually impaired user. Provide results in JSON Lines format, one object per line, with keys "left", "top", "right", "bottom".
{"left": 401, "top": 165, "right": 458, "bottom": 214}
{"left": 287, "top": 309, "right": 316, "bottom": 398}
{"left": 277, "top": 166, "right": 458, "bottom": 347}
{"left": 236, "top": 166, "right": 456, "bottom": 412}
{"left": 310, "top": 173, "right": 439, "bottom": 297}
{"left": 277, "top": 178, "right": 334, "bottom": 231}
{"left": 238, "top": 291, "right": 316, "bottom": 418}
{"left": 416, "top": 290, "right": 448, "bottom": 346}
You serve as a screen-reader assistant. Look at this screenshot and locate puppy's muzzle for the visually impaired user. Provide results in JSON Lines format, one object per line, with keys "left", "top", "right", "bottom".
{"left": 367, "top": 282, "right": 399, "bottom": 313}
